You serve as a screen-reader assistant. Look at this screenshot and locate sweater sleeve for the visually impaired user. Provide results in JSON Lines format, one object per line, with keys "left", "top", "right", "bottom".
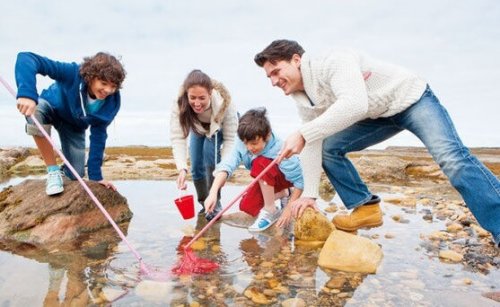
{"left": 88, "top": 124, "right": 108, "bottom": 181}
{"left": 170, "top": 102, "right": 189, "bottom": 171}
{"left": 299, "top": 140, "right": 323, "bottom": 198}
{"left": 220, "top": 100, "right": 238, "bottom": 160}
{"left": 299, "top": 53, "right": 368, "bottom": 144}
{"left": 15, "top": 52, "right": 77, "bottom": 103}
{"left": 214, "top": 140, "right": 244, "bottom": 178}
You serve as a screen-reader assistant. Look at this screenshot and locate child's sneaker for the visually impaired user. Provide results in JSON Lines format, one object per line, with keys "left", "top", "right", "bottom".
{"left": 248, "top": 206, "right": 281, "bottom": 232}
{"left": 46, "top": 170, "right": 64, "bottom": 196}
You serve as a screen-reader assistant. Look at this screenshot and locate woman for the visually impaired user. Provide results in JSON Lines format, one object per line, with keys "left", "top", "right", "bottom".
{"left": 170, "top": 70, "right": 238, "bottom": 221}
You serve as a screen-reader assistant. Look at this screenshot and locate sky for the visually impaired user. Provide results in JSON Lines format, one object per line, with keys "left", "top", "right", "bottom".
{"left": 1, "top": 0, "right": 499, "bottom": 148}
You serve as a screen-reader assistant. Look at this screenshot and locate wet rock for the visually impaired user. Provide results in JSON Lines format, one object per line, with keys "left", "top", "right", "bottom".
{"left": 438, "top": 250, "right": 463, "bottom": 262}
{"left": 281, "top": 298, "right": 306, "bottom": 307}
{"left": 0, "top": 179, "right": 132, "bottom": 247}
{"left": 135, "top": 280, "right": 173, "bottom": 302}
{"left": 482, "top": 291, "right": 500, "bottom": 303}
{"left": 0, "top": 147, "right": 31, "bottom": 178}
{"left": 294, "top": 208, "right": 334, "bottom": 242}
{"left": 318, "top": 230, "right": 383, "bottom": 273}
{"left": 8, "top": 155, "right": 45, "bottom": 175}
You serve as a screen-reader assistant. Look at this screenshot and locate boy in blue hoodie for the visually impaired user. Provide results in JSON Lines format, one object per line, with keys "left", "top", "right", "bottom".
{"left": 205, "top": 108, "right": 303, "bottom": 231}
{"left": 15, "top": 52, "right": 126, "bottom": 195}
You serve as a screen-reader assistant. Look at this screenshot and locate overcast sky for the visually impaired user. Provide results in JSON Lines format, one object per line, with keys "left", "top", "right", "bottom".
{"left": 1, "top": 0, "right": 499, "bottom": 148}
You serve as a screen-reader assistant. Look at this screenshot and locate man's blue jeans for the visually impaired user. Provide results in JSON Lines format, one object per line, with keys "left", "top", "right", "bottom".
{"left": 26, "top": 99, "right": 86, "bottom": 180}
{"left": 189, "top": 130, "right": 222, "bottom": 181}
{"left": 322, "top": 86, "right": 500, "bottom": 245}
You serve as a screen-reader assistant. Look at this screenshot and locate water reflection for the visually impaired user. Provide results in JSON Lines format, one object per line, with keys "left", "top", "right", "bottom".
{"left": 0, "top": 224, "right": 127, "bottom": 305}
{"left": 0, "top": 179, "right": 498, "bottom": 306}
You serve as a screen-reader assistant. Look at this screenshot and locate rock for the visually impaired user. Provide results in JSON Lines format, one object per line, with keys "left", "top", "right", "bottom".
{"left": 281, "top": 298, "right": 306, "bottom": 307}
{"left": 135, "top": 280, "right": 173, "bottom": 302}
{"left": 0, "top": 147, "right": 31, "bottom": 178}
{"left": 438, "top": 250, "right": 463, "bottom": 262}
{"left": 318, "top": 230, "right": 383, "bottom": 273}
{"left": 482, "top": 292, "right": 500, "bottom": 303}
{"left": 294, "top": 208, "right": 334, "bottom": 242}
{"left": 8, "top": 155, "right": 46, "bottom": 175}
{"left": 0, "top": 179, "right": 132, "bottom": 248}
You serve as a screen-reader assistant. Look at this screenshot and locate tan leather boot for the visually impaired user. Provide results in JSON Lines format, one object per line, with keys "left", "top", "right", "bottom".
{"left": 332, "top": 203, "right": 383, "bottom": 231}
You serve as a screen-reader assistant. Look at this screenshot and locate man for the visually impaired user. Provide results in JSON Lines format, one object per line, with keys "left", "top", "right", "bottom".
{"left": 254, "top": 39, "right": 500, "bottom": 247}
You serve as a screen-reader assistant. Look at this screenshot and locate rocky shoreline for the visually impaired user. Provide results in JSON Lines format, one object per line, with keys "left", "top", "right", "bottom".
{"left": 1, "top": 146, "right": 499, "bottom": 278}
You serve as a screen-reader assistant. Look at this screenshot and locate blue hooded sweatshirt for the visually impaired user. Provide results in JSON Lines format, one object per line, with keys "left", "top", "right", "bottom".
{"left": 215, "top": 132, "right": 304, "bottom": 190}
{"left": 15, "top": 52, "right": 121, "bottom": 181}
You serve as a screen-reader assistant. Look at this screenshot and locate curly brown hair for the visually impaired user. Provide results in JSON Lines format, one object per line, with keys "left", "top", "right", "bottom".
{"left": 79, "top": 52, "right": 126, "bottom": 88}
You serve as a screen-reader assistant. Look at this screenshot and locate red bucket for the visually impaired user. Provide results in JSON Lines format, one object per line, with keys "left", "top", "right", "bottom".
{"left": 174, "top": 194, "right": 195, "bottom": 220}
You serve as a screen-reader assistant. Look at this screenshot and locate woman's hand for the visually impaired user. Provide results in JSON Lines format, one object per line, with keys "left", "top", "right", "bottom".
{"left": 176, "top": 169, "right": 188, "bottom": 190}
{"left": 98, "top": 180, "right": 117, "bottom": 191}
{"left": 204, "top": 191, "right": 218, "bottom": 213}
{"left": 17, "top": 98, "right": 37, "bottom": 116}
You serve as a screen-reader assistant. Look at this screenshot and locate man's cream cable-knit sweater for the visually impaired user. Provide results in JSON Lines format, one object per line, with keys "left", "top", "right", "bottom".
{"left": 292, "top": 50, "right": 427, "bottom": 198}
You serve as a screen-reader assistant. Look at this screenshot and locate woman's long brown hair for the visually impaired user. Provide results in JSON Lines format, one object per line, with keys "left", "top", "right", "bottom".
{"left": 178, "top": 69, "right": 213, "bottom": 137}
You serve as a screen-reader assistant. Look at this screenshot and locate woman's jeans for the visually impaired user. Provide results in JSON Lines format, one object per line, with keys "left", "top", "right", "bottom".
{"left": 189, "top": 130, "right": 223, "bottom": 181}
{"left": 322, "top": 86, "right": 500, "bottom": 245}
{"left": 25, "top": 99, "right": 86, "bottom": 180}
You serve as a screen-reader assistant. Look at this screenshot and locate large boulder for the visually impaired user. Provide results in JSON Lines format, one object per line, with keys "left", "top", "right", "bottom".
{"left": 0, "top": 179, "right": 132, "bottom": 248}
{"left": 294, "top": 208, "right": 334, "bottom": 247}
{"left": 318, "top": 230, "right": 383, "bottom": 274}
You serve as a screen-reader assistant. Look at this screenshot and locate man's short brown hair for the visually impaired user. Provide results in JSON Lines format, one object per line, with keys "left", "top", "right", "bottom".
{"left": 254, "top": 39, "right": 305, "bottom": 67}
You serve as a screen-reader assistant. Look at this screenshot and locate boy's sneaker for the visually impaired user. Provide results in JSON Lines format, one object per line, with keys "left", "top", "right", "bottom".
{"left": 248, "top": 206, "right": 281, "bottom": 232}
{"left": 46, "top": 170, "right": 64, "bottom": 196}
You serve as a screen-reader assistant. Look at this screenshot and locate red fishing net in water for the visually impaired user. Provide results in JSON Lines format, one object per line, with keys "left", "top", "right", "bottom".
{"left": 171, "top": 247, "right": 219, "bottom": 275}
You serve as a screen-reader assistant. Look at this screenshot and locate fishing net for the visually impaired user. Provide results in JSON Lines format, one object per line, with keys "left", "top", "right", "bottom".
{"left": 171, "top": 247, "right": 219, "bottom": 275}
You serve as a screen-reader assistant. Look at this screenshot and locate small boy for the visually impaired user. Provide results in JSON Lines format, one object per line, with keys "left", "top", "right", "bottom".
{"left": 205, "top": 108, "right": 303, "bottom": 231}
{"left": 15, "top": 52, "right": 126, "bottom": 195}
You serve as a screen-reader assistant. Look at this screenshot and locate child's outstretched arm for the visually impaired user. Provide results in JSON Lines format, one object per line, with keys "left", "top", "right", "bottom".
{"left": 205, "top": 171, "right": 228, "bottom": 213}
{"left": 277, "top": 188, "right": 303, "bottom": 228}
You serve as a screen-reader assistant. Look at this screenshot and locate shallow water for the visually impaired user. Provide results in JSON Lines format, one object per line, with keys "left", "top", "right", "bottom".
{"left": 0, "top": 178, "right": 498, "bottom": 306}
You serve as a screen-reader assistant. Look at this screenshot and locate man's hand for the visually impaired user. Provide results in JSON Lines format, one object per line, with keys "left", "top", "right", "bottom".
{"left": 176, "top": 169, "right": 188, "bottom": 190}
{"left": 278, "top": 131, "right": 305, "bottom": 162}
{"left": 17, "top": 97, "right": 37, "bottom": 116}
{"left": 290, "top": 197, "right": 319, "bottom": 218}
{"left": 98, "top": 180, "right": 117, "bottom": 191}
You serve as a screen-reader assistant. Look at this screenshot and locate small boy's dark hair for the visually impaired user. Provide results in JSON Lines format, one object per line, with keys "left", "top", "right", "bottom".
{"left": 254, "top": 39, "right": 305, "bottom": 67}
{"left": 80, "top": 52, "right": 126, "bottom": 88}
{"left": 238, "top": 107, "right": 271, "bottom": 141}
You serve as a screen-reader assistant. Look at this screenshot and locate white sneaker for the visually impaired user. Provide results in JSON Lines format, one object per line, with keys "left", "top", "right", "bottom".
{"left": 248, "top": 206, "right": 281, "bottom": 232}
{"left": 46, "top": 170, "right": 64, "bottom": 195}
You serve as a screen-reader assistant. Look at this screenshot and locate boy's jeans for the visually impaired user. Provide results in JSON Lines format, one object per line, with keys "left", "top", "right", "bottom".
{"left": 25, "top": 99, "right": 86, "bottom": 180}
{"left": 189, "top": 130, "right": 223, "bottom": 181}
{"left": 322, "top": 86, "right": 500, "bottom": 245}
